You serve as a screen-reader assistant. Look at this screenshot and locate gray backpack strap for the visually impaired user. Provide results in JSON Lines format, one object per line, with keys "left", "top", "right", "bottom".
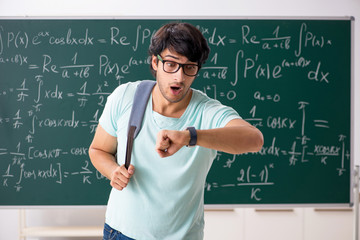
{"left": 125, "top": 80, "right": 156, "bottom": 169}
{"left": 128, "top": 80, "right": 156, "bottom": 138}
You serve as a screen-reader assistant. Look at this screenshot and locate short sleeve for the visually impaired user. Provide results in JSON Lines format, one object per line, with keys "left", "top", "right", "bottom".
{"left": 99, "top": 84, "right": 128, "bottom": 137}
{"left": 202, "top": 98, "right": 242, "bottom": 129}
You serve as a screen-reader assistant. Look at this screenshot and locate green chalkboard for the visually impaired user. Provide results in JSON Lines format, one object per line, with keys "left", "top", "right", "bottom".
{"left": 0, "top": 18, "right": 352, "bottom": 206}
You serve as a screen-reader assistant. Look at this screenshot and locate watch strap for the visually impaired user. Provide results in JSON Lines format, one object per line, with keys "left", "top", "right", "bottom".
{"left": 186, "top": 127, "right": 197, "bottom": 147}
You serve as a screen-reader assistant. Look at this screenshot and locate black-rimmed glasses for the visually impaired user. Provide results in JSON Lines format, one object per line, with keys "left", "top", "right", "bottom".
{"left": 157, "top": 55, "right": 199, "bottom": 77}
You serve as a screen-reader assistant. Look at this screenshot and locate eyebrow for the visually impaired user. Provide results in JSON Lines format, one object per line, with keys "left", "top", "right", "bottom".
{"left": 163, "top": 54, "right": 180, "bottom": 60}
{"left": 163, "top": 54, "right": 196, "bottom": 64}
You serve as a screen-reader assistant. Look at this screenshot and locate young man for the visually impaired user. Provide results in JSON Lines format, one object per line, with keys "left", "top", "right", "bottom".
{"left": 89, "top": 22, "right": 263, "bottom": 240}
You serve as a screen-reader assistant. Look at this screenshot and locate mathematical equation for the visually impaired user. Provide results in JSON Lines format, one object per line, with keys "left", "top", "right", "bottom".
{"left": 0, "top": 19, "right": 351, "bottom": 205}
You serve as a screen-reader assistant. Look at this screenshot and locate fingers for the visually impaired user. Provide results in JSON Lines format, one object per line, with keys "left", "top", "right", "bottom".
{"left": 155, "top": 131, "right": 171, "bottom": 157}
{"left": 127, "top": 164, "right": 135, "bottom": 175}
{"left": 110, "top": 164, "right": 135, "bottom": 191}
{"left": 156, "top": 147, "right": 170, "bottom": 158}
{"left": 156, "top": 139, "right": 170, "bottom": 156}
{"left": 156, "top": 134, "right": 170, "bottom": 151}
{"left": 155, "top": 130, "right": 187, "bottom": 158}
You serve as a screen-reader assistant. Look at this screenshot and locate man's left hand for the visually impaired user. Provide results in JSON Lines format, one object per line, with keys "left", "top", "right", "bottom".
{"left": 155, "top": 129, "right": 190, "bottom": 158}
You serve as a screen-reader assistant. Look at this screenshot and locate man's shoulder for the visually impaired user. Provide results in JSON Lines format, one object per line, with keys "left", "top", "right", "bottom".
{"left": 191, "top": 88, "right": 210, "bottom": 101}
{"left": 111, "top": 80, "right": 142, "bottom": 95}
{"left": 105, "top": 80, "right": 150, "bottom": 111}
{"left": 109, "top": 80, "right": 154, "bottom": 102}
{"left": 191, "top": 88, "right": 221, "bottom": 106}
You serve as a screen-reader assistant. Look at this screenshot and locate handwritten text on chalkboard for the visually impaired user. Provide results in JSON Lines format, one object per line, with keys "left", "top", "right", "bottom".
{"left": 0, "top": 19, "right": 351, "bottom": 205}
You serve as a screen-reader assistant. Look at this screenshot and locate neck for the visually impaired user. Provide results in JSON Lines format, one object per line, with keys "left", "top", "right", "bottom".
{"left": 152, "top": 85, "right": 192, "bottom": 118}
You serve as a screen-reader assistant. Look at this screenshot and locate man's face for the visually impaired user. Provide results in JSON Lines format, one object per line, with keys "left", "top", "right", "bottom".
{"left": 152, "top": 49, "right": 197, "bottom": 104}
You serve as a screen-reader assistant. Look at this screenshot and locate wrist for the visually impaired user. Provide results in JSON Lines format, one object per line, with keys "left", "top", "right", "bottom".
{"left": 183, "top": 130, "right": 191, "bottom": 146}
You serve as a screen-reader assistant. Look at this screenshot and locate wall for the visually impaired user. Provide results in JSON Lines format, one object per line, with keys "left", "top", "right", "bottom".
{"left": 0, "top": 0, "right": 359, "bottom": 239}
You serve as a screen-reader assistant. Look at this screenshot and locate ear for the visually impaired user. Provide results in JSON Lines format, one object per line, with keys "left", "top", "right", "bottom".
{"left": 151, "top": 55, "right": 158, "bottom": 71}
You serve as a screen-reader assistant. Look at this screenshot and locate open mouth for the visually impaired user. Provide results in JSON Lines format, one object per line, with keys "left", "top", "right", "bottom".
{"left": 170, "top": 86, "right": 182, "bottom": 95}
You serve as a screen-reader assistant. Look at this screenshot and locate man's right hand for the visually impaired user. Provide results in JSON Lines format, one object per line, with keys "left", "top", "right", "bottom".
{"left": 110, "top": 164, "right": 135, "bottom": 191}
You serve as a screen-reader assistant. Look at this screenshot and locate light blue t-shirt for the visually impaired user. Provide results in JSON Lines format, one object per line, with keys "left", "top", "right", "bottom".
{"left": 99, "top": 81, "right": 240, "bottom": 240}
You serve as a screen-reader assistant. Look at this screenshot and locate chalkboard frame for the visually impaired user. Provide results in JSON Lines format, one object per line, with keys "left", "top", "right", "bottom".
{"left": 0, "top": 16, "right": 354, "bottom": 208}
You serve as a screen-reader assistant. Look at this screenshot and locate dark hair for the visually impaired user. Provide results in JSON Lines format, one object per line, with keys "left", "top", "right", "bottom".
{"left": 148, "top": 22, "right": 210, "bottom": 77}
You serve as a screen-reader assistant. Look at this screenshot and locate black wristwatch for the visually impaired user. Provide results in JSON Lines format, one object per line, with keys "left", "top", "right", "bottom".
{"left": 186, "top": 127, "right": 197, "bottom": 147}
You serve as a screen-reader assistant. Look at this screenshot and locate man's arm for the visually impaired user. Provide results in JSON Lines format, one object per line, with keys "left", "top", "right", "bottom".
{"left": 89, "top": 124, "right": 134, "bottom": 191}
{"left": 155, "top": 119, "right": 263, "bottom": 158}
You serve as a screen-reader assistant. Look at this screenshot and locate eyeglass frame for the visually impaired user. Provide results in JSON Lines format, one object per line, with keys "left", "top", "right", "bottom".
{"left": 157, "top": 55, "right": 200, "bottom": 77}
